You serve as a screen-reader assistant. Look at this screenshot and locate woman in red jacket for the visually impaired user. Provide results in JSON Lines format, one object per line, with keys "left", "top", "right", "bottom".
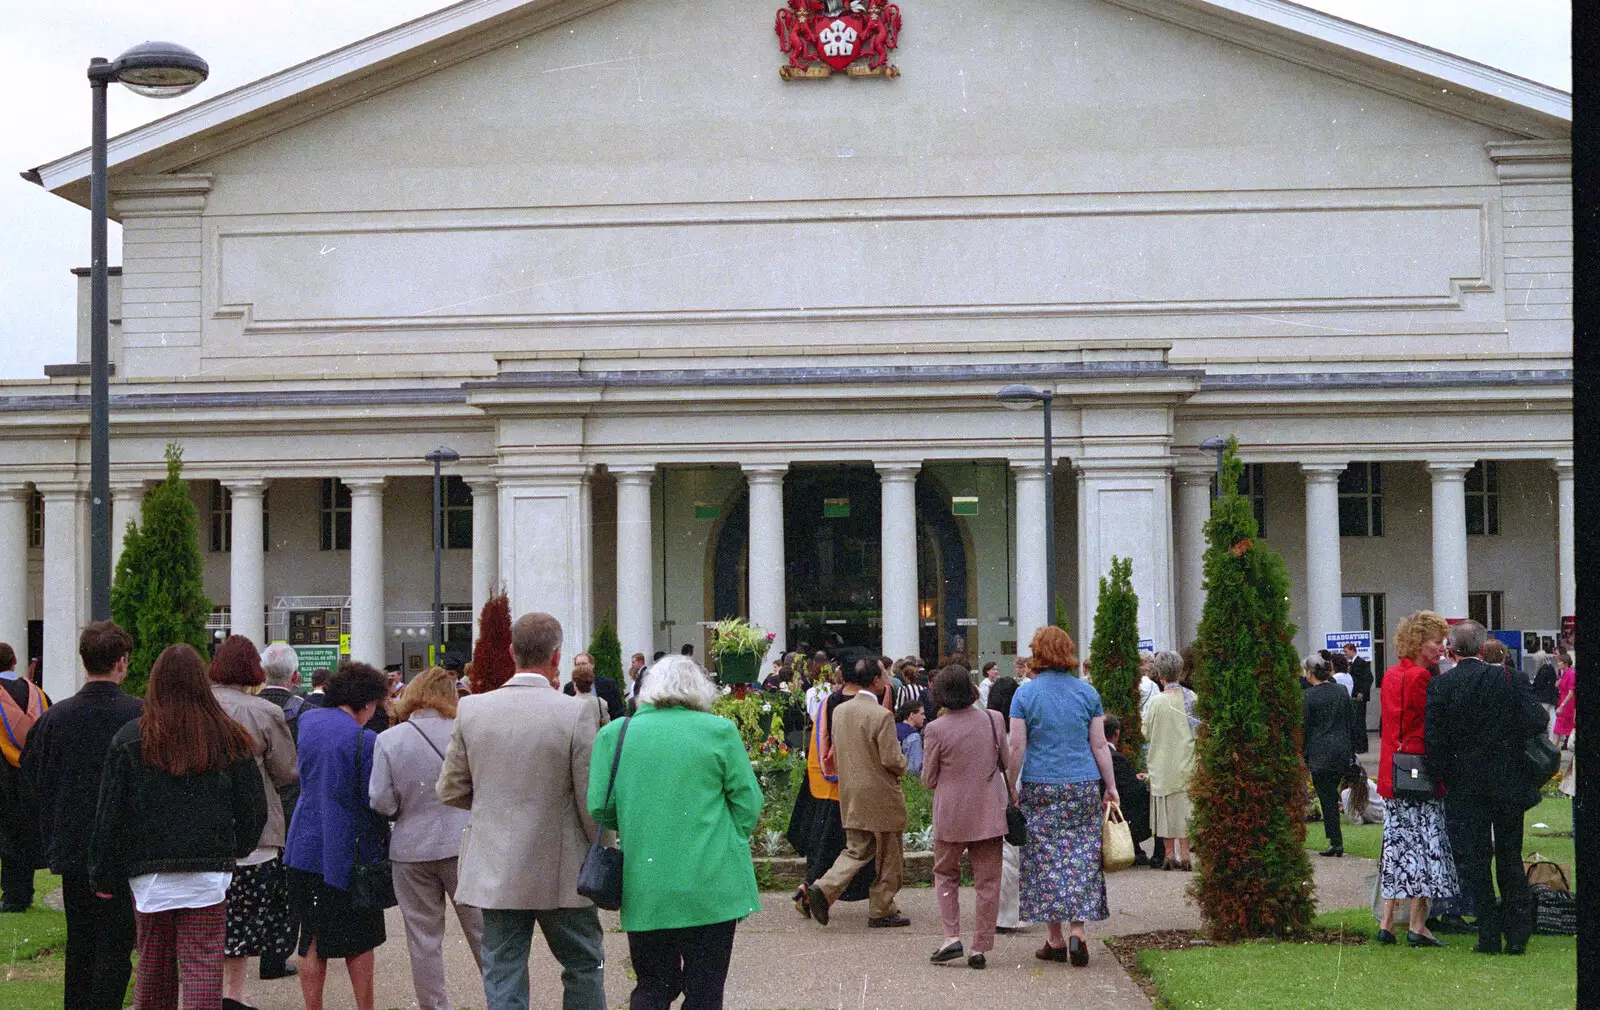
{"left": 1375, "top": 610, "right": 1460, "bottom": 947}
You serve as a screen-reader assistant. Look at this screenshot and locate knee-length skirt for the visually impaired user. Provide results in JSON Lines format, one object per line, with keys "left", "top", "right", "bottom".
{"left": 1018, "top": 781, "right": 1109, "bottom": 924}
{"left": 224, "top": 857, "right": 296, "bottom": 958}
{"left": 1379, "top": 796, "right": 1459, "bottom": 902}
{"left": 286, "top": 867, "right": 386, "bottom": 960}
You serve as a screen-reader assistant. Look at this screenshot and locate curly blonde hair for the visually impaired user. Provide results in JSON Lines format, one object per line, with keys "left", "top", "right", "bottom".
{"left": 1393, "top": 610, "right": 1450, "bottom": 662}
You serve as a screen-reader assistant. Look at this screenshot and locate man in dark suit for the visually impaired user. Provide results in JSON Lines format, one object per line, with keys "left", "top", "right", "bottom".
{"left": 1103, "top": 715, "right": 1155, "bottom": 865}
{"left": 302, "top": 666, "right": 332, "bottom": 707}
{"left": 1344, "top": 643, "right": 1373, "bottom": 753}
{"left": 1425, "top": 619, "right": 1547, "bottom": 955}
{"left": 562, "top": 652, "right": 625, "bottom": 722}
{"left": 20, "top": 621, "right": 143, "bottom": 1010}
{"left": 1302, "top": 655, "right": 1356, "bottom": 857}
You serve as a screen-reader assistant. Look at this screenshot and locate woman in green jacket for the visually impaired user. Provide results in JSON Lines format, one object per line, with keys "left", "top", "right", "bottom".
{"left": 588, "top": 654, "right": 763, "bottom": 1010}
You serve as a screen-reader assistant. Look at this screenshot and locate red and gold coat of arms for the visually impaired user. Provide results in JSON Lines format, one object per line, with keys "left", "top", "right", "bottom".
{"left": 776, "top": 0, "right": 901, "bottom": 79}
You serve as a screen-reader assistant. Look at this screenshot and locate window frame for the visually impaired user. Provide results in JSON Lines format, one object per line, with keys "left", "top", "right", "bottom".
{"left": 320, "top": 479, "right": 352, "bottom": 552}
{"left": 443, "top": 476, "right": 473, "bottom": 550}
{"left": 1341, "top": 592, "right": 1387, "bottom": 673}
{"left": 1464, "top": 461, "right": 1501, "bottom": 537}
{"left": 1467, "top": 590, "right": 1505, "bottom": 630}
{"left": 209, "top": 483, "right": 271, "bottom": 553}
{"left": 27, "top": 490, "right": 42, "bottom": 549}
{"left": 1337, "top": 462, "right": 1384, "bottom": 538}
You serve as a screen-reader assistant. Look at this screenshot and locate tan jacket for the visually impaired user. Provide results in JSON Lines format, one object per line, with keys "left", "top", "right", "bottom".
{"left": 833, "top": 690, "right": 908, "bottom": 832}
{"left": 212, "top": 685, "right": 298, "bottom": 851}
{"left": 437, "top": 672, "right": 599, "bottom": 910}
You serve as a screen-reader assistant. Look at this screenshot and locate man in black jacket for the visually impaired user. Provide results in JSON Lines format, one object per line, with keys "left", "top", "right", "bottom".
{"left": 562, "top": 651, "right": 625, "bottom": 721}
{"left": 1344, "top": 643, "right": 1373, "bottom": 753}
{"left": 1425, "top": 620, "right": 1547, "bottom": 955}
{"left": 0, "top": 644, "right": 48, "bottom": 912}
{"left": 19, "top": 621, "right": 142, "bottom": 1010}
{"left": 1103, "top": 716, "right": 1157, "bottom": 865}
{"left": 1302, "top": 655, "right": 1356, "bottom": 856}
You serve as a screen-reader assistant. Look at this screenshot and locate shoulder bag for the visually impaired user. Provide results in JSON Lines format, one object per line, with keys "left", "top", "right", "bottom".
{"left": 1505, "top": 668, "right": 1561, "bottom": 788}
{"left": 577, "top": 717, "right": 630, "bottom": 911}
{"left": 985, "top": 709, "right": 1027, "bottom": 846}
{"left": 348, "top": 727, "right": 398, "bottom": 911}
{"left": 1389, "top": 667, "right": 1436, "bottom": 800}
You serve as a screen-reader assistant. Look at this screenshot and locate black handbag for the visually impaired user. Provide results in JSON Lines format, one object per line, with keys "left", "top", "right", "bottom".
{"left": 576, "top": 717, "right": 630, "bottom": 911}
{"left": 985, "top": 709, "right": 1028, "bottom": 847}
{"left": 1390, "top": 752, "right": 1434, "bottom": 800}
{"left": 348, "top": 726, "right": 397, "bottom": 912}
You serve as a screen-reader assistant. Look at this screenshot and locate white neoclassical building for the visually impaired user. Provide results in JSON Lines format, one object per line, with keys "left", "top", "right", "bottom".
{"left": 5, "top": 0, "right": 1572, "bottom": 700}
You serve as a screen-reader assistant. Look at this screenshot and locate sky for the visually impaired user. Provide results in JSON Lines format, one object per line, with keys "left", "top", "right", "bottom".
{"left": 0, "top": 0, "right": 1570, "bottom": 381}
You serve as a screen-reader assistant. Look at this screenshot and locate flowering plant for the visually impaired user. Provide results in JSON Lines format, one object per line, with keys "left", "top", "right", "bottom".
{"left": 708, "top": 617, "right": 777, "bottom": 661}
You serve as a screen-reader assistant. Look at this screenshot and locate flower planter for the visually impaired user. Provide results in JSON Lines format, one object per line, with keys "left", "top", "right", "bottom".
{"left": 718, "top": 650, "right": 761, "bottom": 685}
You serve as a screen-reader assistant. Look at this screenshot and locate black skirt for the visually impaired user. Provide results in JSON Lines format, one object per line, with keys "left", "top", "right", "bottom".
{"left": 785, "top": 778, "right": 874, "bottom": 901}
{"left": 286, "top": 867, "right": 385, "bottom": 960}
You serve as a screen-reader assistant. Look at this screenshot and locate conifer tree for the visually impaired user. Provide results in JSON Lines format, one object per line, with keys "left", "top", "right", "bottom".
{"left": 469, "top": 590, "right": 515, "bottom": 693}
{"left": 109, "top": 443, "right": 211, "bottom": 696}
{"left": 1088, "top": 556, "right": 1143, "bottom": 767}
{"left": 588, "top": 611, "right": 623, "bottom": 685}
{"left": 1053, "top": 595, "right": 1071, "bottom": 636}
{"left": 1190, "top": 439, "right": 1314, "bottom": 939}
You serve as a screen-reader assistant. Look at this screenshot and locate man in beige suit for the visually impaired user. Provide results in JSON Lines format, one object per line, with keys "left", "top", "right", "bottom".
{"left": 807, "top": 659, "right": 910, "bottom": 928}
{"left": 437, "top": 612, "right": 604, "bottom": 1010}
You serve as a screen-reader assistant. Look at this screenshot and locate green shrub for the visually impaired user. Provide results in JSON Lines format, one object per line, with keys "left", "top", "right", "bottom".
{"left": 587, "top": 611, "right": 623, "bottom": 685}
{"left": 1090, "top": 555, "right": 1143, "bottom": 768}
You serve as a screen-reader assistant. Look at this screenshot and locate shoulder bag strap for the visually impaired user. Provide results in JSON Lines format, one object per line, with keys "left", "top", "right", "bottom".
{"left": 985, "top": 708, "right": 1003, "bottom": 781}
{"left": 407, "top": 719, "right": 447, "bottom": 761}
{"left": 602, "top": 716, "right": 631, "bottom": 809}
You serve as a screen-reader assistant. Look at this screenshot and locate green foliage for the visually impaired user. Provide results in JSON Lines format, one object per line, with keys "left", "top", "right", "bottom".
{"left": 468, "top": 590, "right": 514, "bottom": 693}
{"left": 1189, "top": 437, "right": 1315, "bottom": 940}
{"left": 587, "top": 610, "right": 623, "bottom": 685}
{"left": 109, "top": 444, "right": 211, "bottom": 696}
{"left": 707, "top": 617, "right": 777, "bottom": 660}
{"left": 1090, "top": 555, "right": 1143, "bottom": 768}
{"left": 1053, "top": 594, "right": 1071, "bottom": 635}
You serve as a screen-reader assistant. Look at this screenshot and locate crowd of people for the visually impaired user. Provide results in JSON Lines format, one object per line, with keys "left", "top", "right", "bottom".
{"left": 0, "top": 603, "right": 1574, "bottom": 1009}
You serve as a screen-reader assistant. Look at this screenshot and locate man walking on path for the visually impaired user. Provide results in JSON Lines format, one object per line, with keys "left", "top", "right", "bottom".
{"left": 438, "top": 611, "right": 606, "bottom": 1010}
{"left": 20, "top": 621, "right": 143, "bottom": 1010}
{"left": 807, "top": 660, "right": 910, "bottom": 928}
{"left": 1302, "top": 655, "right": 1356, "bottom": 857}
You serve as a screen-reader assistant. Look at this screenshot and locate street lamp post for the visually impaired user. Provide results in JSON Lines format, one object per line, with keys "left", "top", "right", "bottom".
{"left": 424, "top": 447, "right": 461, "bottom": 663}
{"left": 1199, "top": 436, "right": 1227, "bottom": 501}
{"left": 997, "top": 384, "right": 1056, "bottom": 614}
{"left": 86, "top": 42, "right": 208, "bottom": 620}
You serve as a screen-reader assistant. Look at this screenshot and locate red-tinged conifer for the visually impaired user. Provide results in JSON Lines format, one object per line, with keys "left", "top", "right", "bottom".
{"left": 469, "top": 590, "right": 515, "bottom": 693}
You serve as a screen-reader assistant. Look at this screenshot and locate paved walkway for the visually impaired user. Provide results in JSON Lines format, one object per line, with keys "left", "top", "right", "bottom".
{"left": 239, "top": 855, "right": 1373, "bottom": 1010}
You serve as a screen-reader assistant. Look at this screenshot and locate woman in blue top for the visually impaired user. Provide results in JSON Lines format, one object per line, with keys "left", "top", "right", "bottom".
{"left": 1005, "top": 626, "right": 1118, "bottom": 968}
{"left": 284, "top": 661, "right": 391, "bottom": 1010}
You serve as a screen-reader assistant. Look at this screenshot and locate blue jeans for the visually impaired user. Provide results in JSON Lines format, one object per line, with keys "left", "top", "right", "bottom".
{"left": 481, "top": 905, "right": 606, "bottom": 1010}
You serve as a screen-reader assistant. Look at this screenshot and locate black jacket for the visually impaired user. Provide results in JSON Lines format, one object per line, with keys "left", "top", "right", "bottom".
{"left": 1349, "top": 658, "right": 1374, "bottom": 701}
{"left": 564, "top": 676, "right": 625, "bottom": 722}
{"left": 1425, "top": 657, "right": 1547, "bottom": 810}
{"left": 19, "top": 680, "right": 143, "bottom": 875}
{"left": 1301, "top": 681, "right": 1355, "bottom": 775}
{"left": 87, "top": 719, "right": 267, "bottom": 892}
{"left": 1531, "top": 663, "right": 1559, "bottom": 707}
{"left": 1109, "top": 749, "right": 1151, "bottom": 843}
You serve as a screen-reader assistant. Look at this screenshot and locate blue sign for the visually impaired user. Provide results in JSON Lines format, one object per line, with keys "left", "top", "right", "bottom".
{"left": 1325, "top": 631, "right": 1372, "bottom": 662}
{"left": 1137, "top": 638, "right": 1155, "bottom": 653}
{"left": 1490, "top": 629, "right": 1523, "bottom": 673}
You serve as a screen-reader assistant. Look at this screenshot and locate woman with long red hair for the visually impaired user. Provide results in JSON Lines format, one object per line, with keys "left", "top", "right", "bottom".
{"left": 88, "top": 644, "right": 267, "bottom": 1010}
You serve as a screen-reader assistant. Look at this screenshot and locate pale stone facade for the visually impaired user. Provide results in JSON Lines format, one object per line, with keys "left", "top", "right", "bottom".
{"left": 7, "top": 0, "right": 1571, "bottom": 699}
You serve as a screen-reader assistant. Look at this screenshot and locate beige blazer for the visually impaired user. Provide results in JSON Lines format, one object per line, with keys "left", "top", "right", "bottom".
{"left": 437, "top": 672, "right": 600, "bottom": 910}
{"left": 212, "top": 685, "right": 298, "bottom": 850}
{"left": 832, "top": 690, "right": 908, "bottom": 833}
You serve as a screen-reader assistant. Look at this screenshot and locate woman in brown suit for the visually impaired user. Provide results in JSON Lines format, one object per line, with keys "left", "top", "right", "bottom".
{"left": 921, "top": 665, "right": 1011, "bottom": 969}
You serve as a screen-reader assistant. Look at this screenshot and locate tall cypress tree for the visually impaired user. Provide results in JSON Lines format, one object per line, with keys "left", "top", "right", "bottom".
{"left": 588, "top": 610, "right": 623, "bottom": 686}
{"left": 469, "top": 590, "right": 515, "bottom": 693}
{"left": 1190, "top": 439, "right": 1314, "bottom": 939}
{"left": 1089, "top": 556, "right": 1142, "bottom": 767}
{"left": 109, "top": 443, "right": 211, "bottom": 696}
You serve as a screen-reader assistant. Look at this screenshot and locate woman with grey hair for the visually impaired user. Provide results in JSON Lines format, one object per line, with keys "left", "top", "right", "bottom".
{"left": 588, "top": 656, "right": 763, "bottom": 1009}
{"left": 1141, "top": 651, "right": 1196, "bottom": 731}
{"left": 1144, "top": 651, "right": 1196, "bottom": 871}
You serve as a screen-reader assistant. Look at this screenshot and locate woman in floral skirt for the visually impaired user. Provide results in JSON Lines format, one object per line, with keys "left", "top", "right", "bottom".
{"left": 1005, "top": 626, "right": 1118, "bottom": 967}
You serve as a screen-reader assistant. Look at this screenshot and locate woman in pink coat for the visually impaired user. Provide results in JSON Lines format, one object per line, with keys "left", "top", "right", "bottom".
{"left": 921, "top": 665, "right": 1011, "bottom": 969}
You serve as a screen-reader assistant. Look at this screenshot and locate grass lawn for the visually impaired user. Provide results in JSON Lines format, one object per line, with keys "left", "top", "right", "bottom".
{"left": 1140, "top": 907, "right": 1576, "bottom": 1010}
{"left": 0, "top": 870, "right": 134, "bottom": 1010}
{"left": 1304, "top": 794, "right": 1575, "bottom": 878}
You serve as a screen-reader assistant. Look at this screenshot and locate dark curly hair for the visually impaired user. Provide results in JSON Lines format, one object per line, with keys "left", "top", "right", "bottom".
{"left": 324, "top": 660, "right": 390, "bottom": 711}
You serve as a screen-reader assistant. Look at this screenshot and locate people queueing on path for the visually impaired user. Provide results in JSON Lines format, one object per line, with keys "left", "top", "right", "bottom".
{"left": 1375, "top": 610, "right": 1458, "bottom": 948}
{"left": 438, "top": 612, "right": 607, "bottom": 1010}
{"left": 1144, "top": 650, "right": 1196, "bottom": 872}
{"left": 209, "top": 635, "right": 301, "bottom": 1009}
{"left": 805, "top": 658, "right": 911, "bottom": 929}
{"left": 786, "top": 659, "right": 875, "bottom": 921}
{"left": 1301, "top": 653, "right": 1356, "bottom": 858}
{"left": 369, "top": 666, "right": 484, "bottom": 1010}
{"left": 1425, "top": 619, "right": 1549, "bottom": 956}
{"left": 1102, "top": 715, "right": 1156, "bottom": 866}
{"left": 1006, "top": 626, "right": 1118, "bottom": 967}
{"left": 256, "top": 642, "right": 308, "bottom": 982}
{"left": 0, "top": 642, "right": 47, "bottom": 914}
{"left": 21, "top": 621, "right": 143, "bottom": 1010}
{"left": 89, "top": 642, "right": 268, "bottom": 1010}
{"left": 588, "top": 654, "right": 763, "bottom": 1009}
{"left": 283, "top": 661, "right": 393, "bottom": 1010}
{"left": 921, "top": 664, "right": 1011, "bottom": 969}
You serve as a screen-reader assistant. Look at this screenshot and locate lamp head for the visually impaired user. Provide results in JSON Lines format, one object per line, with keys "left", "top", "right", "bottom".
{"left": 424, "top": 446, "right": 462, "bottom": 465}
{"left": 996, "top": 383, "right": 1047, "bottom": 411}
{"left": 1199, "top": 436, "right": 1227, "bottom": 452}
{"left": 109, "top": 42, "right": 209, "bottom": 98}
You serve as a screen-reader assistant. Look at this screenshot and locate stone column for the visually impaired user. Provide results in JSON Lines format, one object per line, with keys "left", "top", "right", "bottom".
{"left": 1553, "top": 460, "right": 1574, "bottom": 620}
{"left": 1174, "top": 466, "right": 1214, "bottom": 647}
{"left": 1013, "top": 462, "right": 1048, "bottom": 654}
{"left": 497, "top": 466, "right": 594, "bottom": 680}
{"left": 613, "top": 466, "right": 657, "bottom": 662}
{"left": 39, "top": 484, "right": 86, "bottom": 698}
{"left": 877, "top": 463, "right": 920, "bottom": 661}
{"left": 465, "top": 477, "right": 499, "bottom": 630}
{"left": 345, "top": 478, "right": 387, "bottom": 667}
{"left": 1302, "top": 464, "right": 1346, "bottom": 651}
{"left": 0, "top": 485, "right": 28, "bottom": 662}
{"left": 110, "top": 482, "right": 148, "bottom": 571}
{"left": 222, "top": 479, "right": 266, "bottom": 647}
{"left": 743, "top": 466, "right": 788, "bottom": 668}
{"left": 1076, "top": 461, "right": 1176, "bottom": 652}
{"left": 1427, "top": 462, "right": 1472, "bottom": 621}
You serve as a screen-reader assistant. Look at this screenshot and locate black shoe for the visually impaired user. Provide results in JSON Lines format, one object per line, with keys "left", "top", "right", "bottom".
{"left": 222, "top": 1000, "right": 260, "bottom": 1010}
{"left": 1407, "top": 932, "right": 1446, "bottom": 948}
{"left": 805, "top": 885, "right": 829, "bottom": 926}
{"left": 1505, "top": 943, "right": 1527, "bottom": 956}
{"left": 868, "top": 914, "right": 911, "bottom": 928}
{"left": 1433, "top": 914, "right": 1474, "bottom": 935}
{"left": 930, "top": 940, "right": 964, "bottom": 963}
{"left": 259, "top": 962, "right": 297, "bottom": 980}
{"left": 1068, "top": 936, "right": 1089, "bottom": 966}
{"left": 1474, "top": 938, "right": 1502, "bottom": 955}
{"left": 967, "top": 953, "right": 986, "bottom": 969}
{"left": 995, "top": 925, "right": 1022, "bottom": 934}
{"left": 0, "top": 901, "right": 30, "bottom": 913}
{"left": 1319, "top": 846, "right": 1343, "bottom": 858}
{"left": 1375, "top": 929, "right": 1397, "bottom": 946}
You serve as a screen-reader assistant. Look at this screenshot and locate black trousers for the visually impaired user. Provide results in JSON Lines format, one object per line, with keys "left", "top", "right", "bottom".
{"left": 0, "top": 821, "right": 38, "bottom": 907}
{"left": 1457, "top": 798, "right": 1531, "bottom": 948}
{"left": 1311, "top": 771, "right": 1344, "bottom": 850}
{"left": 626, "top": 918, "right": 737, "bottom": 1010}
{"left": 59, "top": 872, "right": 136, "bottom": 1010}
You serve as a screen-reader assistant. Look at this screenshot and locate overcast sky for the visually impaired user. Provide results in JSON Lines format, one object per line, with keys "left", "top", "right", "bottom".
{"left": 0, "top": 0, "right": 1570, "bottom": 381}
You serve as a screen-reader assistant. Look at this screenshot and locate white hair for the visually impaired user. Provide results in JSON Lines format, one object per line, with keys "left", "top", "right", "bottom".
{"left": 260, "top": 643, "right": 299, "bottom": 686}
{"left": 1151, "top": 650, "right": 1184, "bottom": 684}
{"left": 635, "top": 655, "right": 719, "bottom": 712}
{"left": 1302, "top": 654, "right": 1327, "bottom": 680}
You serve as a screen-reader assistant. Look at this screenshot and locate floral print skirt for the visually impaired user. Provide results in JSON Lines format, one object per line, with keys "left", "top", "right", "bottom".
{"left": 224, "top": 857, "right": 296, "bottom": 958}
{"left": 1379, "top": 796, "right": 1459, "bottom": 902}
{"left": 1018, "top": 781, "right": 1109, "bottom": 924}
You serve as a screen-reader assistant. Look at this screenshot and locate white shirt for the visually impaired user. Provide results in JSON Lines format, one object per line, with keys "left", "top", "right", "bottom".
{"left": 978, "top": 678, "right": 993, "bottom": 708}
{"left": 129, "top": 871, "right": 233, "bottom": 914}
{"left": 1333, "top": 672, "right": 1354, "bottom": 695}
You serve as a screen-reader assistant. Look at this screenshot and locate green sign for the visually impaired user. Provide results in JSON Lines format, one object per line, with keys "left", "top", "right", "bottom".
{"left": 693, "top": 503, "right": 720, "bottom": 520}
{"left": 823, "top": 497, "right": 850, "bottom": 518}
{"left": 293, "top": 644, "right": 340, "bottom": 684}
{"left": 951, "top": 496, "right": 979, "bottom": 516}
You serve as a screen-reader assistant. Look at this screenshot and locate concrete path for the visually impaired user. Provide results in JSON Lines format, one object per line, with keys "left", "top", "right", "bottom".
{"left": 238, "top": 855, "right": 1373, "bottom": 1010}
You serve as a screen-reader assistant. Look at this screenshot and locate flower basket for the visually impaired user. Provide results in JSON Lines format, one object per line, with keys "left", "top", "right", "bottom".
{"left": 718, "top": 651, "right": 762, "bottom": 685}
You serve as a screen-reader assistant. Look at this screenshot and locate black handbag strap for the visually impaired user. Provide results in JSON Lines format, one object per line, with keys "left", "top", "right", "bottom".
{"left": 601, "top": 717, "right": 631, "bottom": 809}
{"left": 985, "top": 708, "right": 1005, "bottom": 782}
{"left": 408, "top": 719, "right": 446, "bottom": 761}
